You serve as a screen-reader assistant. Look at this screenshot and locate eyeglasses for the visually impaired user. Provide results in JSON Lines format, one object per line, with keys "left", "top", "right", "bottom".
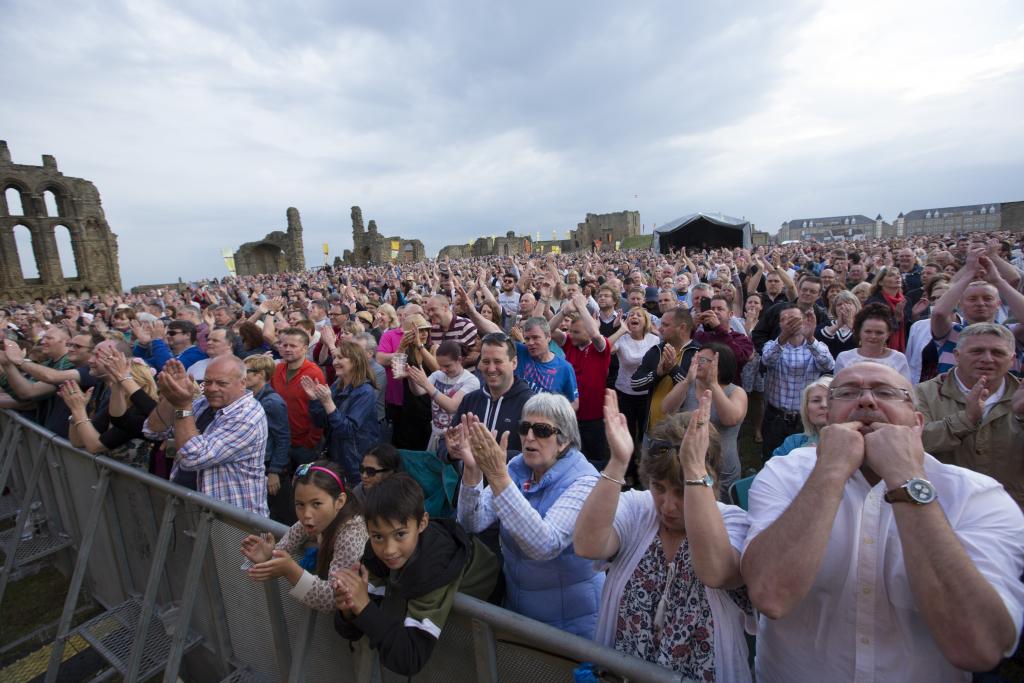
{"left": 245, "top": 368, "right": 261, "bottom": 375}
{"left": 359, "top": 466, "right": 391, "bottom": 477}
{"left": 67, "top": 342, "right": 92, "bottom": 350}
{"left": 517, "top": 421, "right": 561, "bottom": 439}
{"left": 827, "top": 385, "right": 913, "bottom": 402}
{"left": 166, "top": 330, "right": 186, "bottom": 336}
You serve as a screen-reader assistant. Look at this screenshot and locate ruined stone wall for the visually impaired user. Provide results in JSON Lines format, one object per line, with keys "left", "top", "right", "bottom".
{"left": 437, "top": 211, "right": 638, "bottom": 258}
{"left": 347, "top": 206, "right": 425, "bottom": 265}
{"left": 0, "top": 140, "right": 122, "bottom": 300}
{"left": 234, "top": 207, "right": 306, "bottom": 276}
{"left": 574, "top": 210, "right": 640, "bottom": 250}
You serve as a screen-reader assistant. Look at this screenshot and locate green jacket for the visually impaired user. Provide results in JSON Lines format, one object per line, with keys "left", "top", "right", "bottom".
{"left": 915, "top": 371, "right": 1023, "bottom": 509}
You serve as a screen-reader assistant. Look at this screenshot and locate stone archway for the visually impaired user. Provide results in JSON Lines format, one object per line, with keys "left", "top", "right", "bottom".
{"left": 250, "top": 243, "right": 287, "bottom": 274}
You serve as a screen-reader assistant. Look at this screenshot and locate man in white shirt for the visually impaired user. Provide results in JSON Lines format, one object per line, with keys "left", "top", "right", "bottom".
{"left": 742, "top": 361, "right": 1024, "bottom": 682}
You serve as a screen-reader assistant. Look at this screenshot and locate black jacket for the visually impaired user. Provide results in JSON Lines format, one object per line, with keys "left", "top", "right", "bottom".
{"left": 452, "top": 377, "right": 533, "bottom": 453}
{"left": 334, "top": 518, "right": 500, "bottom": 676}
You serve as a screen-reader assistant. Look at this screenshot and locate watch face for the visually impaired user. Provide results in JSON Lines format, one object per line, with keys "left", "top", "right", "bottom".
{"left": 906, "top": 478, "right": 936, "bottom": 504}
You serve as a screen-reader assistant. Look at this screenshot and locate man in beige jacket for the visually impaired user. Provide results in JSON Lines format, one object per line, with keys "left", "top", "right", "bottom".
{"left": 915, "top": 322, "right": 1024, "bottom": 508}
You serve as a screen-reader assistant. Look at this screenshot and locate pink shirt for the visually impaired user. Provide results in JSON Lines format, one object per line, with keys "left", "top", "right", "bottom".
{"left": 378, "top": 327, "right": 405, "bottom": 406}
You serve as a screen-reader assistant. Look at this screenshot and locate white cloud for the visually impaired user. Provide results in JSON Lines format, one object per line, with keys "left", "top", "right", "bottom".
{"left": 2, "top": 1, "right": 1022, "bottom": 288}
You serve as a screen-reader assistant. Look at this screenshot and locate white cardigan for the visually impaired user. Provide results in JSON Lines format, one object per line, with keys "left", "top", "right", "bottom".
{"left": 594, "top": 490, "right": 756, "bottom": 682}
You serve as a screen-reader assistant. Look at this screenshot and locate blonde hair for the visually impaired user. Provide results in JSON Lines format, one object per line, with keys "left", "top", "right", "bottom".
{"left": 800, "top": 375, "right": 833, "bottom": 439}
{"left": 626, "top": 306, "right": 653, "bottom": 337}
{"left": 830, "top": 290, "right": 862, "bottom": 318}
{"left": 130, "top": 361, "right": 159, "bottom": 402}
{"left": 376, "top": 304, "right": 398, "bottom": 329}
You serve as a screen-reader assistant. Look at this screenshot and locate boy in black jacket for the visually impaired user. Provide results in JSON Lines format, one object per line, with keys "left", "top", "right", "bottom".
{"left": 333, "top": 473, "right": 500, "bottom": 676}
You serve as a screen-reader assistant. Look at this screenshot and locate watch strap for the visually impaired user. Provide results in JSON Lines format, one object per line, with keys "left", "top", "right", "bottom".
{"left": 174, "top": 409, "right": 194, "bottom": 419}
{"left": 685, "top": 473, "right": 714, "bottom": 487}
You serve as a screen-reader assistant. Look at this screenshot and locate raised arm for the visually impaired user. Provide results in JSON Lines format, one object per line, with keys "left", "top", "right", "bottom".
{"left": 574, "top": 391, "right": 629, "bottom": 560}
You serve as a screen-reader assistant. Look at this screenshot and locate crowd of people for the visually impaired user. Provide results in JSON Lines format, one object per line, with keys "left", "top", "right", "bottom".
{"left": 2, "top": 230, "right": 1024, "bottom": 681}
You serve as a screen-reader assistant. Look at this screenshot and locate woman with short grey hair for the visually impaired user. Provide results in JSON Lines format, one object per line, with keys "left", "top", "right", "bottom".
{"left": 449, "top": 392, "right": 604, "bottom": 638}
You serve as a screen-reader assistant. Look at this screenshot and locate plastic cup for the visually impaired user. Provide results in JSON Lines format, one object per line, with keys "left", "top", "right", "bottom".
{"left": 392, "top": 353, "right": 408, "bottom": 378}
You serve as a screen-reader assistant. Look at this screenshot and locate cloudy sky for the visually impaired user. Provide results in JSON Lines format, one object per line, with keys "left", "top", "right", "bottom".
{"left": 3, "top": 0, "right": 1023, "bottom": 288}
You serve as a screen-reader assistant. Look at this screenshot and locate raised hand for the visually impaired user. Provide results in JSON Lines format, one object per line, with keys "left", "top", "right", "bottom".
{"left": 130, "top": 319, "right": 151, "bottom": 344}
{"left": 58, "top": 381, "right": 92, "bottom": 415}
{"left": 247, "top": 549, "right": 297, "bottom": 581}
{"left": 157, "top": 359, "right": 195, "bottom": 409}
{"left": 602, "top": 390, "right": 633, "bottom": 468}
{"left": 964, "top": 375, "right": 990, "bottom": 425}
{"left": 863, "top": 422, "right": 925, "bottom": 487}
{"left": 657, "top": 343, "right": 678, "bottom": 375}
{"left": 240, "top": 532, "right": 275, "bottom": 565}
{"left": 333, "top": 564, "right": 371, "bottom": 614}
{"left": 406, "top": 364, "right": 430, "bottom": 390}
{"left": 679, "top": 389, "right": 712, "bottom": 480}
{"left": 445, "top": 421, "right": 473, "bottom": 463}
{"left": 467, "top": 417, "right": 510, "bottom": 483}
{"left": 2, "top": 339, "right": 24, "bottom": 364}
{"left": 815, "top": 422, "right": 866, "bottom": 481}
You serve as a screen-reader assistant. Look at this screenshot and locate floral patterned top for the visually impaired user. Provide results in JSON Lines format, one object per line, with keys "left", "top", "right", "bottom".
{"left": 277, "top": 515, "right": 368, "bottom": 611}
{"left": 614, "top": 534, "right": 752, "bottom": 680}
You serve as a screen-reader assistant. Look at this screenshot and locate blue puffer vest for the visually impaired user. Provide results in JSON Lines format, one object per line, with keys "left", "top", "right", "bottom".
{"left": 501, "top": 448, "right": 604, "bottom": 638}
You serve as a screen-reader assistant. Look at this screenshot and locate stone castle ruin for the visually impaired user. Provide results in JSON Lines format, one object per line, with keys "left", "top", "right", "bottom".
{"left": 233, "top": 207, "right": 306, "bottom": 276}
{"left": 342, "top": 206, "right": 425, "bottom": 265}
{"left": 438, "top": 210, "right": 640, "bottom": 259}
{"left": 0, "top": 141, "right": 122, "bottom": 300}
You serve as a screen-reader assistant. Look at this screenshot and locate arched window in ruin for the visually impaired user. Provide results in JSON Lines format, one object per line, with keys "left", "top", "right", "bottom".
{"left": 43, "top": 189, "right": 62, "bottom": 217}
{"left": 55, "top": 224, "right": 78, "bottom": 278}
{"left": 13, "top": 224, "right": 39, "bottom": 279}
{"left": 4, "top": 186, "right": 24, "bottom": 216}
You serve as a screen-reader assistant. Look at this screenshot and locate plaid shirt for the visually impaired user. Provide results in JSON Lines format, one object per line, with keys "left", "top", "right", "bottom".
{"left": 762, "top": 338, "right": 834, "bottom": 412}
{"left": 145, "top": 392, "right": 269, "bottom": 516}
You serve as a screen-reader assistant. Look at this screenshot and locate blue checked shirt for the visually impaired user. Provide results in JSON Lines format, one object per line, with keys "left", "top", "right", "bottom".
{"left": 145, "top": 392, "right": 269, "bottom": 516}
{"left": 457, "top": 474, "right": 597, "bottom": 561}
{"left": 762, "top": 338, "right": 834, "bottom": 412}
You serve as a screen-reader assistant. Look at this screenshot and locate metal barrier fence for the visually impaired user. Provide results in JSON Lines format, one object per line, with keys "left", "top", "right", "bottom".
{"left": 0, "top": 410, "right": 684, "bottom": 683}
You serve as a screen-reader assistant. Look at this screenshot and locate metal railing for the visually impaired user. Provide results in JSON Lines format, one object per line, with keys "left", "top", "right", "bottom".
{"left": 0, "top": 409, "right": 683, "bottom": 682}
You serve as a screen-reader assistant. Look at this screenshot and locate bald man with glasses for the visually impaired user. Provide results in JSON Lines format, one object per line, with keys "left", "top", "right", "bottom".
{"left": 742, "top": 361, "right": 1024, "bottom": 682}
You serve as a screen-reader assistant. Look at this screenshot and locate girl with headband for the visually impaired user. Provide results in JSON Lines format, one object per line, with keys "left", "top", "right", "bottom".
{"left": 241, "top": 460, "right": 368, "bottom": 611}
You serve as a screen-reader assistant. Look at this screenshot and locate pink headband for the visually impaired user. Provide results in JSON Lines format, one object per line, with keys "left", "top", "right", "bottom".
{"left": 295, "top": 464, "right": 345, "bottom": 493}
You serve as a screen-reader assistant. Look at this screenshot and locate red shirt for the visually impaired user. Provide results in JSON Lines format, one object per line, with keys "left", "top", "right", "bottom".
{"left": 271, "top": 359, "right": 326, "bottom": 448}
{"left": 562, "top": 337, "right": 612, "bottom": 421}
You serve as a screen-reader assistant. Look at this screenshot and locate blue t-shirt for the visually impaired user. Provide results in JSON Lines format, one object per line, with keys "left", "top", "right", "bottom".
{"left": 514, "top": 342, "right": 579, "bottom": 403}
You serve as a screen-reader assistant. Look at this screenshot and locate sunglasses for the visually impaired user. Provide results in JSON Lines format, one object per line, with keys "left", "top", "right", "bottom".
{"left": 360, "top": 466, "right": 391, "bottom": 477}
{"left": 517, "top": 421, "right": 560, "bottom": 439}
{"left": 67, "top": 342, "right": 92, "bottom": 350}
{"left": 482, "top": 332, "right": 510, "bottom": 343}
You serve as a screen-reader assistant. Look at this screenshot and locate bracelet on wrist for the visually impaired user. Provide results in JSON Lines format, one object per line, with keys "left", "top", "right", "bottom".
{"left": 599, "top": 471, "right": 626, "bottom": 487}
{"left": 118, "top": 375, "right": 132, "bottom": 383}
{"left": 72, "top": 419, "right": 90, "bottom": 428}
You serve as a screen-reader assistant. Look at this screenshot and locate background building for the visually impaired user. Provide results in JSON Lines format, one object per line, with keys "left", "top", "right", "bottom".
{"left": 0, "top": 141, "right": 122, "bottom": 300}
{"left": 233, "top": 207, "right": 306, "bottom": 276}
{"left": 342, "top": 206, "right": 425, "bottom": 265}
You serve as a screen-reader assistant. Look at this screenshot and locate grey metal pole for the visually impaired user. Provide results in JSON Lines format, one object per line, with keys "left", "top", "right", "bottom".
{"left": 286, "top": 610, "right": 316, "bottom": 683}
{"left": 262, "top": 578, "right": 294, "bottom": 683}
{"left": 44, "top": 468, "right": 111, "bottom": 683}
{"left": 125, "top": 496, "right": 180, "bottom": 683}
{"left": 162, "top": 510, "right": 212, "bottom": 683}
{"left": 470, "top": 618, "right": 499, "bottom": 683}
{"left": 0, "top": 435, "right": 48, "bottom": 606}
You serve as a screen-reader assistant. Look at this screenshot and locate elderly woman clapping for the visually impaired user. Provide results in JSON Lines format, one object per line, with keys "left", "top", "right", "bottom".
{"left": 573, "top": 390, "right": 755, "bottom": 680}
{"left": 450, "top": 392, "right": 604, "bottom": 638}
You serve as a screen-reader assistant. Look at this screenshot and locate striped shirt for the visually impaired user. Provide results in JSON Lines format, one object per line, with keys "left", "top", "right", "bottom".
{"left": 762, "top": 339, "right": 834, "bottom": 412}
{"left": 430, "top": 315, "right": 478, "bottom": 357}
{"left": 145, "top": 392, "right": 269, "bottom": 516}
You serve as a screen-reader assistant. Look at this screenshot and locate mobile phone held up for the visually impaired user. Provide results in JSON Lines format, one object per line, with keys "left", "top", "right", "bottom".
{"left": 700, "top": 297, "right": 712, "bottom": 313}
